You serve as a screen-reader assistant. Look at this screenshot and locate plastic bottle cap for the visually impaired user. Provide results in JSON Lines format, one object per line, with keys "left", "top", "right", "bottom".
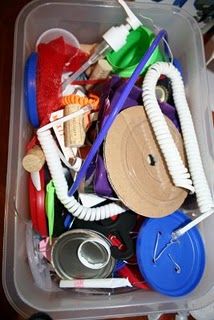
{"left": 136, "top": 211, "right": 205, "bottom": 297}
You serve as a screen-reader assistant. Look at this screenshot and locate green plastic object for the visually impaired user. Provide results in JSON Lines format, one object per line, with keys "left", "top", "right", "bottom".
{"left": 45, "top": 180, "right": 55, "bottom": 244}
{"left": 106, "top": 26, "right": 165, "bottom": 78}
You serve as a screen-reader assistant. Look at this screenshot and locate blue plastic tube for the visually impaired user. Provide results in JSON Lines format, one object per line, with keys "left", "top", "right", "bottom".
{"left": 68, "top": 30, "right": 167, "bottom": 196}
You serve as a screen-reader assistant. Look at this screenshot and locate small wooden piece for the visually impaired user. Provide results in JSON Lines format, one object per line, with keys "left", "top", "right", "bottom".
{"left": 64, "top": 104, "right": 86, "bottom": 147}
{"left": 80, "top": 43, "right": 97, "bottom": 55}
{"left": 22, "top": 145, "right": 45, "bottom": 173}
{"left": 85, "top": 59, "right": 112, "bottom": 90}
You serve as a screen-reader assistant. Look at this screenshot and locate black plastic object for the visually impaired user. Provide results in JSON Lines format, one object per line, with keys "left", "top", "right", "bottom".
{"left": 73, "top": 210, "right": 137, "bottom": 259}
{"left": 45, "top": 165, "right": 76, "bottom": 237}
{"left": 194, "top": 0, "right": 214, "bottom": 22}
{"left": 53, "top": 195, "right": 69, "bottom": 237}
{"left": 28, "top": 312, "right": 52, "bottom": 320}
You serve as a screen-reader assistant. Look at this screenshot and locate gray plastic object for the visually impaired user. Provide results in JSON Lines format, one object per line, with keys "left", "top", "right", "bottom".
{"left": 191, "top": 294, "right": 214, "bottom": 320}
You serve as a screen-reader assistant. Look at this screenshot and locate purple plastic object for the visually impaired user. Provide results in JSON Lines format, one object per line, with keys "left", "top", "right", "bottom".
{"left": 94, "top": 155, "right": 114, "bottom": 197}
{"left": 93, "top": 78, "right": 180, "bottom": 197}
{"left": 160, "top": 101, "right": 180, "bottom": 130}
{"left": 99, "top": 76, "right": 180, "bottom": 130}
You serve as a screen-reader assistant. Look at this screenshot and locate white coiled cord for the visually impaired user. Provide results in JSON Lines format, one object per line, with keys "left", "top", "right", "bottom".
{"left": 142, "top": 62, "right": 214, "bottom": 221}
{"left": 37, "top": 128, "right": 125, "bottom": 221}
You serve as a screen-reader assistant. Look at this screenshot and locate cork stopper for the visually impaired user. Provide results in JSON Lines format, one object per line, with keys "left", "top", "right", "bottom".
{"left": 64, "top": 104, "right": 86, "bottom": 147}
{"left": 22, "top": 145, "right": 45, "bottom": 173}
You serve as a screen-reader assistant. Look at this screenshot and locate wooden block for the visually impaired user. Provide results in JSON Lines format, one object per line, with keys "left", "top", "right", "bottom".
{"left": 80, "top": 43, "right": 97, "bottom": 54}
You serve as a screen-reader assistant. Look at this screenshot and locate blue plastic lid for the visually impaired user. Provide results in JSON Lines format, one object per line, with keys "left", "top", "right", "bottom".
{"left": 136, "top": 210, "right": 205, "bottom": 297}
{"left": 24, "top": 52, "right": 39, "bottom": 128}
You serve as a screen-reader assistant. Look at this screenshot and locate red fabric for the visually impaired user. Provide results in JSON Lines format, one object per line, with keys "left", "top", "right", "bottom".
{"left": 64, "top": 43, "right": 89, "bottom": 72}
{"left": 37, "top": 36, "right": 89, "bottom": 124}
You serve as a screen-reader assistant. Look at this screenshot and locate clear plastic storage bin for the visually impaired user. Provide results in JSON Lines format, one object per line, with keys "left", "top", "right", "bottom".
{"left": 3, "top": 0, "right": 214, "bottom": 319}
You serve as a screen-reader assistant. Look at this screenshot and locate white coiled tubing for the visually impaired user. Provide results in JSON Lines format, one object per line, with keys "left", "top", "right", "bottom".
{"left": 142, "top": 62, "right": 214, "bottom": 218}
{"left": 37, "top": 129, "right": 125, "bottom": 221}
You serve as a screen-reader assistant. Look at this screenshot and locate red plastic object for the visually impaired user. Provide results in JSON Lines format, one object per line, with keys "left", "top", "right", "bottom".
{"left": 29, "top": 168, "right": 48, "bottom": 237}
{"left": 118, "top": 265, "right": 150, "bottom": 290}
{"left": 109, "top": 235, "right": 149, "bottom": 290}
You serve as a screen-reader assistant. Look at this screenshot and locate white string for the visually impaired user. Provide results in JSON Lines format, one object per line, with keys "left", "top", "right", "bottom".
{"left": 139, "top": 14, "right": 174, "bottom": 63}
{"left": 37, "top": 105, "right": 91, "bottom": 133}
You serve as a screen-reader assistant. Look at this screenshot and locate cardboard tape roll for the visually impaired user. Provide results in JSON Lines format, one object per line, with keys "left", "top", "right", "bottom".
{"left": 104, "top": 106, "right": 188, "bottom": 218}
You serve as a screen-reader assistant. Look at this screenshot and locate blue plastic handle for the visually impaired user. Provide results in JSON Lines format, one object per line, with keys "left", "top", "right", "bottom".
{"left": 68, "top": 30, "right": 167, "bottom": 197}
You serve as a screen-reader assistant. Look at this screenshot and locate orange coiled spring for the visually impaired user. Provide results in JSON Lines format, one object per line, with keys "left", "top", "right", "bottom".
{"left": 60, "top": 93, "right": 100, "bottom": 110}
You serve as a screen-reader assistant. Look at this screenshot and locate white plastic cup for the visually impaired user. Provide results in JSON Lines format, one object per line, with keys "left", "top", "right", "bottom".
{"left": 36, "top": 28, "right": 80, "bottom": 50}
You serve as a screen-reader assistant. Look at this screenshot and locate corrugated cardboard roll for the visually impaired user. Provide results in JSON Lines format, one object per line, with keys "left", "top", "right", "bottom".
{"left": 104, "top": 106, "right": 188, "bottom": 218}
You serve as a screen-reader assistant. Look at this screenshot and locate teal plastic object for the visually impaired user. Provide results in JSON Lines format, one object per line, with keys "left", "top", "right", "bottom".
{"left": 106, "top": 26, "right": 165, "bottom": 78}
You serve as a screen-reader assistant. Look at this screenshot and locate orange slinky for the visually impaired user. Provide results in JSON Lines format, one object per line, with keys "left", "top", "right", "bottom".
{"left": 61, "top": 93, "right": 99, "bottom": 110}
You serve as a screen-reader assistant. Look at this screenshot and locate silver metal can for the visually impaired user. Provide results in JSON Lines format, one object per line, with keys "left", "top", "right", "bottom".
{"left": 51, "top": 229, "right": 115, "bottom": 279}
